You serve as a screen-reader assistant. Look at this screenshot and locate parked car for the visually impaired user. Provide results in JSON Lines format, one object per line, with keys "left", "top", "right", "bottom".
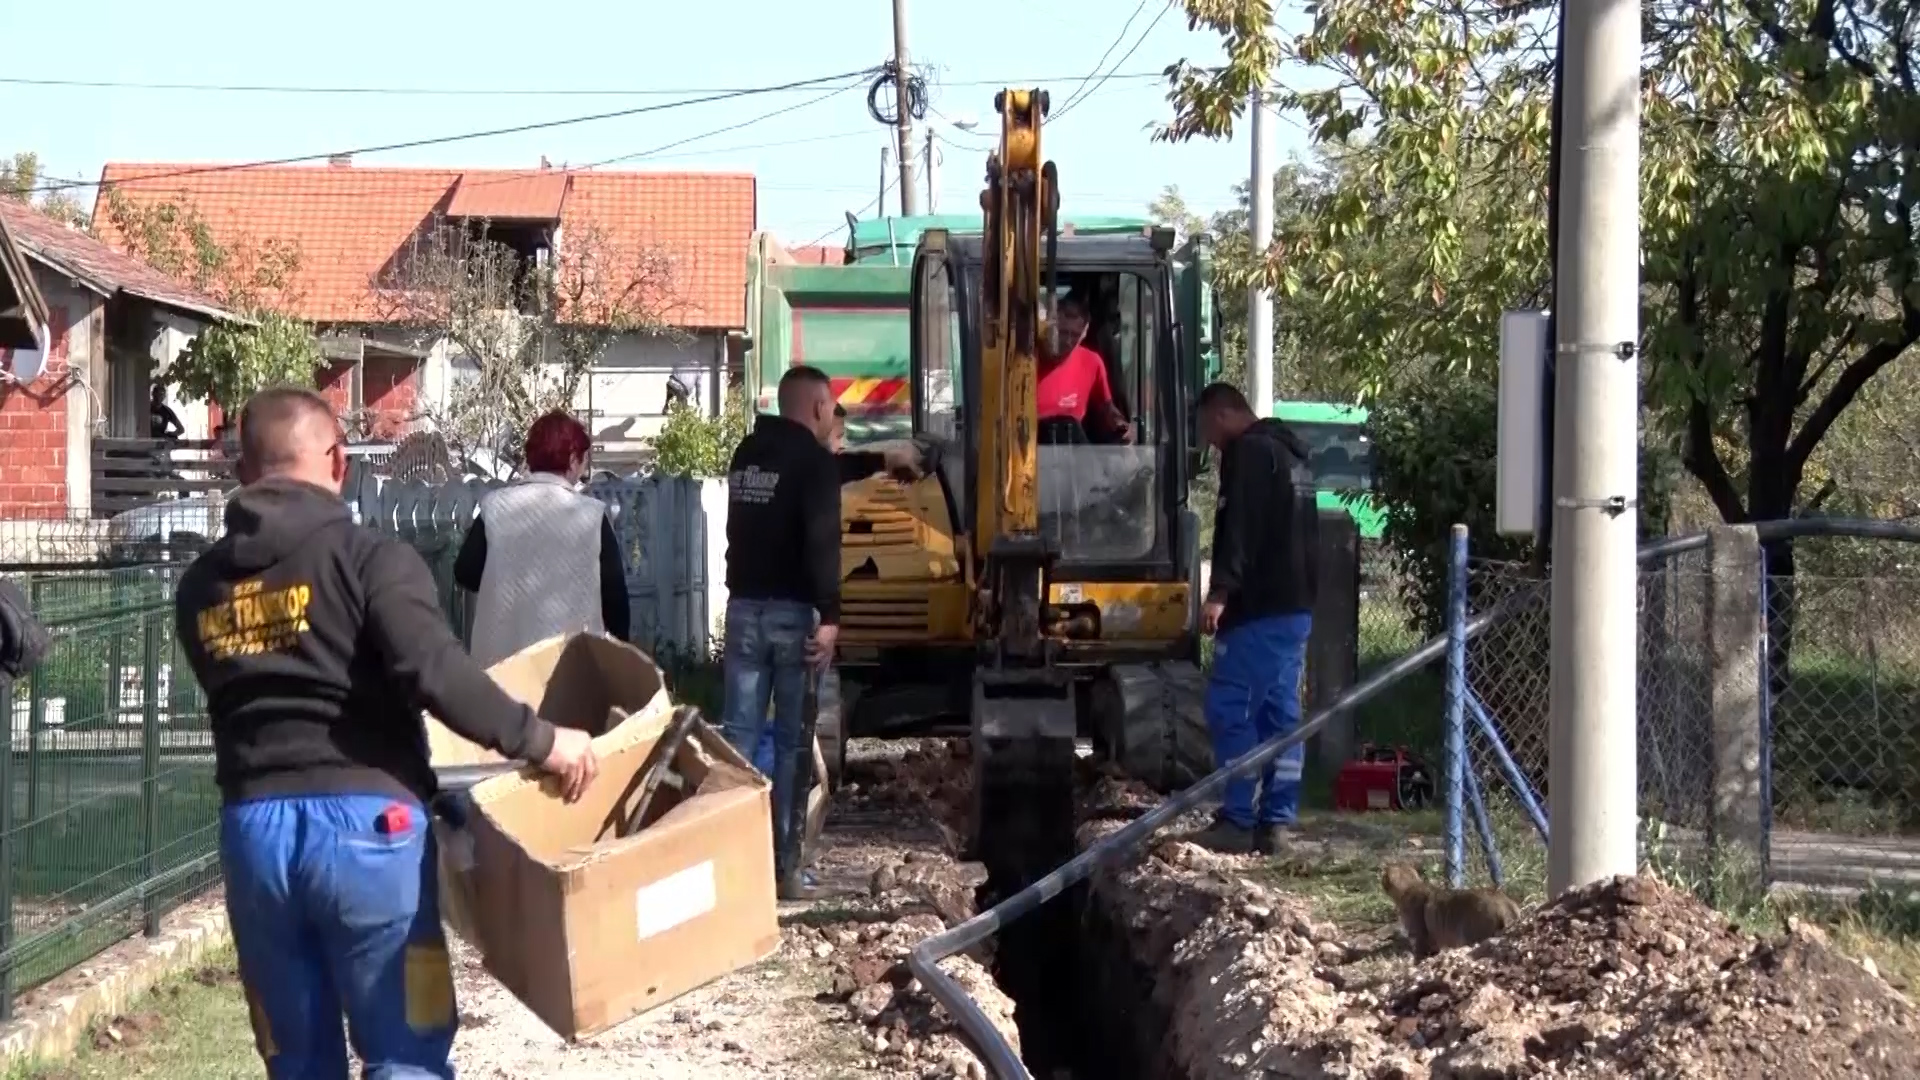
{"left": 105, "top": 490, "right": 230, "bottom": 565}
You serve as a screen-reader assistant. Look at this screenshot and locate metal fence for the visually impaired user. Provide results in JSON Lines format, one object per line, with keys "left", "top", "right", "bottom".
{"left": 0, "top": 473, "right": 721, "bottom": 1008}
{"left": 0, "top": 567, "right": 216, "bottom": 1011}
{"left": 352, "top": 473, "right": 719, "bottom": 656}
{"left": 1447, "top": 524, "right": 1920, "bottom": 906}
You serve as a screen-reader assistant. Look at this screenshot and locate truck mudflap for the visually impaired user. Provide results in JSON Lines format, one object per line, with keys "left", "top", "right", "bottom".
{"left": 1099, "top": 661, "right": 1213, "bottom": 792}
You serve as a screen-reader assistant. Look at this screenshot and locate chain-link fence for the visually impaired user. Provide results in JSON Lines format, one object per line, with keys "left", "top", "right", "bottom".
{"left": 1762, "top": 535, "right": 1920, "bottom": 892}
{"left": 1451, "top": 529, "right": 1920, "bottom": 907}
{"left": 1449, "top": 549, "right": 1730, "bottom": 905}
{"left": 0, "top": 567, "right": 217, "bottom": 1009}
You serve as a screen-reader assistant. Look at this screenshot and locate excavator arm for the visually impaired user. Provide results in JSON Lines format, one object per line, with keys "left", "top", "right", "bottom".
{"left": 975, "top": 88, "right": 1058, "bottom": 664}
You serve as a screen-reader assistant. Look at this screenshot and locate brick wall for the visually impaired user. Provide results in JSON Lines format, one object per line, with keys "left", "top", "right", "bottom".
{"left": 0, "top": 305, "right": 71, "bottom": 516}
{"left": 363, "top": 357, "right": 420, "bottom": 439}
{"left": 315, "top": 359, "right": 418, "bottom": 439}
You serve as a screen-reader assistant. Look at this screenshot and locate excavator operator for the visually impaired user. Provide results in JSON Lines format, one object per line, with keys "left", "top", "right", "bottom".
{"left": 1037, "top": 292, "right": 1133, "bottom": 445}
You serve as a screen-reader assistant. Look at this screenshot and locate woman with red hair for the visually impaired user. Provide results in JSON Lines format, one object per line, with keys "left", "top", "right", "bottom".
{"left": 454, "top": 411, "right": 631, "bottom": 666}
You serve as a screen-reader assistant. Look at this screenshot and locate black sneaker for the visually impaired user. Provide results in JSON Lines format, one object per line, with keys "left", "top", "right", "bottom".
{"left": 1190, "top": 815, "right": 1256, "bottom": 855}
{"left": 1253, "top": 823, "right": 1295, "bottom": 857}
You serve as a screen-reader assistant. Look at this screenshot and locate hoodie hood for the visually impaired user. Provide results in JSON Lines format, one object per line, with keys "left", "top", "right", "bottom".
{"left": 1247, "top": 417, "right": 1313, "bottom": 463}
{"left": 221, "top": 479, "right": 353, "bottom": 572}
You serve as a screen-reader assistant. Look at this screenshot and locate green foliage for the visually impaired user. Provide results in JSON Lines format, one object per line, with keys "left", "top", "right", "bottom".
{"left": 99, "top": 190, "right": 301, "bottom": 314}
{"left": 1371, "top": 371, "right": 1677, "bottom": 636}
{"left": 169, "top": 312, "right": 324, "bottom": 411}
{"left": 647, "top": 393, "right": 750, "bottom": 478}
{"left": 1, "top": 151, "right": 88, "bottom": 227}
{"left": 1166, "top": 0, "right": 1920, "bottom": 527}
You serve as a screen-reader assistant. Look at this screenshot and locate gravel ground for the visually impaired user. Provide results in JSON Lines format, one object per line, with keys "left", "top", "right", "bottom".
{"left": 446, "top": 738, "right": 1017, "bottom": 1080}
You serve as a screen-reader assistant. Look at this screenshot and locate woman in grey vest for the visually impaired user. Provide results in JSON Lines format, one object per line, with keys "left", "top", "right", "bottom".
{"left": 454, "top": 411, "right": 631, "bottom": 668}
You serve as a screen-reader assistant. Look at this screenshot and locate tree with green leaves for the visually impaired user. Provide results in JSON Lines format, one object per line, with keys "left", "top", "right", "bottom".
{"left": 648, "top": 393, "right": 751, "bottom": 478}
{"left": 1164, "top": 0, "right": 1918, "bottom": 533}
{"left": 99, "top": 188, "right": 322, "bottom": 412}
{"left": 172, "top": 312, "right": 326, "bottom": 423}
{"left": 1, "top": 152, "right": 89, "bottom": 228}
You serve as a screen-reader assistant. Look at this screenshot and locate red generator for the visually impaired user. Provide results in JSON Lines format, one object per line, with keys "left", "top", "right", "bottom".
{"left": 1334, "top": 745, "right": 1436, "bottom": 813}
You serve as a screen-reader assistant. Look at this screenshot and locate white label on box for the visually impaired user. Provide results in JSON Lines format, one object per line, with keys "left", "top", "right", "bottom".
{"left": 635, "top": 861, "right": 717, "bottom": 941}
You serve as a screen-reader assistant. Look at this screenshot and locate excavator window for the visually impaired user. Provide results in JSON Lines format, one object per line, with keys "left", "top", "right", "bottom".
{"left": 1036, "top": 269, "right": 1167, "bottom": 567}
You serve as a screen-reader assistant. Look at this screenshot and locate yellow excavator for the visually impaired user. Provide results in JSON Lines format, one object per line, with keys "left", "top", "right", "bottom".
{"left": 819, "top": 89, "right": 1221, "bottom": 880}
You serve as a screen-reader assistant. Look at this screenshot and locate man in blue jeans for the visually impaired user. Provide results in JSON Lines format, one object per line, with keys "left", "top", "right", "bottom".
{"left": 173, "top": 388, "right": 598, "bottom": 1079}
{"left": 720, "top": 368, "right": 918, "bottom": 899}
{"left": 1188, "top": 382, "right": 1320, "bottom": 856}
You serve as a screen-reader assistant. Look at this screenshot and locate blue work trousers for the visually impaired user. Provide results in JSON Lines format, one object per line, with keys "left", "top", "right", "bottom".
{"left": 719, "top": 597, "right": 814, "bottom": 876}
{"left": 220, "top": 794, "right": 457, "bottom": 1079}
{"left": 1206, "top": 611, "right": 1314, "bottom": 829}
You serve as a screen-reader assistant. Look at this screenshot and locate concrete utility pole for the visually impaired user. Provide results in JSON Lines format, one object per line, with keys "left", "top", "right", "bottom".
{"left": 1547, "top": 0, "right": 1642, "bottom": 895}
{"left": 1248, "top": 83, "right": 1275, "bottom": 412}
{"left": 891, "top": 0, "right": 921, "bottom": 216}
{"left": 926, "top": 130, "right": 939, "bottom": 213}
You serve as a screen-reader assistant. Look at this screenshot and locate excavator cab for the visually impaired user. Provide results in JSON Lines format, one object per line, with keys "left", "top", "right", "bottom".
{"left": 910, "top": 231, "right": 1195, "bottom": 588}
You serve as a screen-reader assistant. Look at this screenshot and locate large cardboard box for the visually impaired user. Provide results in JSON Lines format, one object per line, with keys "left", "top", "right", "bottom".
{"left": 429, "top": 633, "right": 779, "bottom": 1040}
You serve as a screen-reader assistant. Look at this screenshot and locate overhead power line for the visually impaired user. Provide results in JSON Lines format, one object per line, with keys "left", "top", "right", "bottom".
{"left": 1055, "top": 2, "right": 1176, "bottom": 121}
{"left": 0, "top": 71, "right": 1165, "bottom": 98}
{"left": 27, "top": 69, "right": 877, "bottom": 195}
{"left": 1057, "top": 0, "right": 1153, "bottom": 117}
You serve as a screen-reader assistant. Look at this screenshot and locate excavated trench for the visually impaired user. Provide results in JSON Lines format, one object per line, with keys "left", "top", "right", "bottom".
{"left": 971, "top": 765, "right": 1186, "bottom": 1080}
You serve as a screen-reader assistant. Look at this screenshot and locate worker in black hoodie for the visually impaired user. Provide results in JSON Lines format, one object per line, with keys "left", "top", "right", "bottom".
{"left": 721, "top": 366, "right": 921, "bottom": 900}
{"left": 173, "top": 387, "right": 597, "bottom": 1080}
{"left": 1188, "top": 382, "right": 1321, "bottom": 856}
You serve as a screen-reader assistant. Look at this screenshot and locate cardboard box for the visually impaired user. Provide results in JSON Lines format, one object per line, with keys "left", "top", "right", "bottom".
{"left": 429, "top": 633, "right": 779, "bottom": 1040}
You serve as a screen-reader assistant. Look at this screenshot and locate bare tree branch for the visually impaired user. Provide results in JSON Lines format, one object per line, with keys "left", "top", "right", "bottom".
{"left": 367, "top": 216, "right": 688, "bottom": 457}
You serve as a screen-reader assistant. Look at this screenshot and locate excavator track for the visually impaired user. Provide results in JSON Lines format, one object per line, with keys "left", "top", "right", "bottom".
{"left": 1100, "top": 661, "right": 1213, "bottom": 793}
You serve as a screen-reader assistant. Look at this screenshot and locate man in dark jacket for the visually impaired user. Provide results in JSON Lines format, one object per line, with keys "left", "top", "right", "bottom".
{"left": 1190, "top": 382, "right": 1320, "bottom": 855}
{"left": 722, "top": 366, "right": 919, "bottom": 898}
{"left": 174, "top": 387, "right": 597, "bottom": 1080}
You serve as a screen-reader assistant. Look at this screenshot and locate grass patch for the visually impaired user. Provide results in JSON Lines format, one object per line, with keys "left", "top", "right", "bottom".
{"left": 10, "top": 949, "right": 257, "bottom": 1080}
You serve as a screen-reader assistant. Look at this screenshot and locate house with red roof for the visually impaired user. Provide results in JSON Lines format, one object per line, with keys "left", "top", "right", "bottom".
{"left": 0, "top": 198, "right": 239, "bottom": 525}
{"left": 92, "top": 158, "right": 756, "bottom": 450}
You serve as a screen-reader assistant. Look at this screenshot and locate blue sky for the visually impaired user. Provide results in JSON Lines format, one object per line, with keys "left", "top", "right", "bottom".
{"left": 2, "top": 0, "right": 1312, "bottom": 245}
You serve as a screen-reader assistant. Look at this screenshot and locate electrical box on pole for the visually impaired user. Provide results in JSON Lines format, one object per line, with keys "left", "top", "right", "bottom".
{"left": 1496, "top": 309, "right": 1551, "bottom": 537}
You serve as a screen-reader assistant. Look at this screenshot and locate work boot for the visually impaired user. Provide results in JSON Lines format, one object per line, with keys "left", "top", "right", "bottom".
{"left": 777, "top": 868, "right": 822, "bottom": 902}
{"left": 1189, "top": 813, "right": 1255, "bottom": 855}
{"left": 1253, "top": 823, "right": 1295, "bottom": 857}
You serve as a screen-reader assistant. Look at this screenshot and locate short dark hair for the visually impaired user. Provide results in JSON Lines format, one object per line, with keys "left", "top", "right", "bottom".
{"left": 833, "top": 403, "right": 847, "bottom": 419}
{"left": 524, "top": 410, "right": 591, "bottom": 474}
{"left": 1059, "top": 291, "right": 1092, "bottom": 315}
{"left": 1196, "top": 381, "right": 1252, "bottom": 414}
{"left": 238, "top": 386, "right": 337, "bottom": 471}
{"left": 777, "top": 365, "right": 832, "bottom": 414}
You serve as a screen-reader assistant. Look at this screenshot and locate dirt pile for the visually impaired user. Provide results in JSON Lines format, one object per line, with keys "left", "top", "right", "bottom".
{"left": 1078, "top": 798, "right": 1920, "bottom": 1080}
{"left": 1345, "top": 875, "right": 1920, "bottom": 1079}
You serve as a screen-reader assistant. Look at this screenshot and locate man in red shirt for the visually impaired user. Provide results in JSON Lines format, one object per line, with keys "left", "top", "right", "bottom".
{"left": 1038, "top": 294, "right": 1133, "bottom": 443}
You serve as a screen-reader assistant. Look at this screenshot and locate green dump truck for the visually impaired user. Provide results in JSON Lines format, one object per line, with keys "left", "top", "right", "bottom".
{"left": 742, "top": 214, "right": 1223, "bottom": 443}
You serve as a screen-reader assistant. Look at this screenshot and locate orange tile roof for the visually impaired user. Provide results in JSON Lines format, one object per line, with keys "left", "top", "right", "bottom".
{"left": 92, "top": 162, "right": 756, "bottom": 329}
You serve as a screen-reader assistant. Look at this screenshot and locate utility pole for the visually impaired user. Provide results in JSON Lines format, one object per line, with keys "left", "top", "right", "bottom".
{"left": 1547, "top": 0, "right": 1641, "bottom": 895}
{"left": 926, "top": 130, "right": 939, "bottom": 213}
{"left": 891, "top": 0, "right": 921, "bottom": 216}
{"left": 1247, "top": 82, "right": 1275, "bottom": 413}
